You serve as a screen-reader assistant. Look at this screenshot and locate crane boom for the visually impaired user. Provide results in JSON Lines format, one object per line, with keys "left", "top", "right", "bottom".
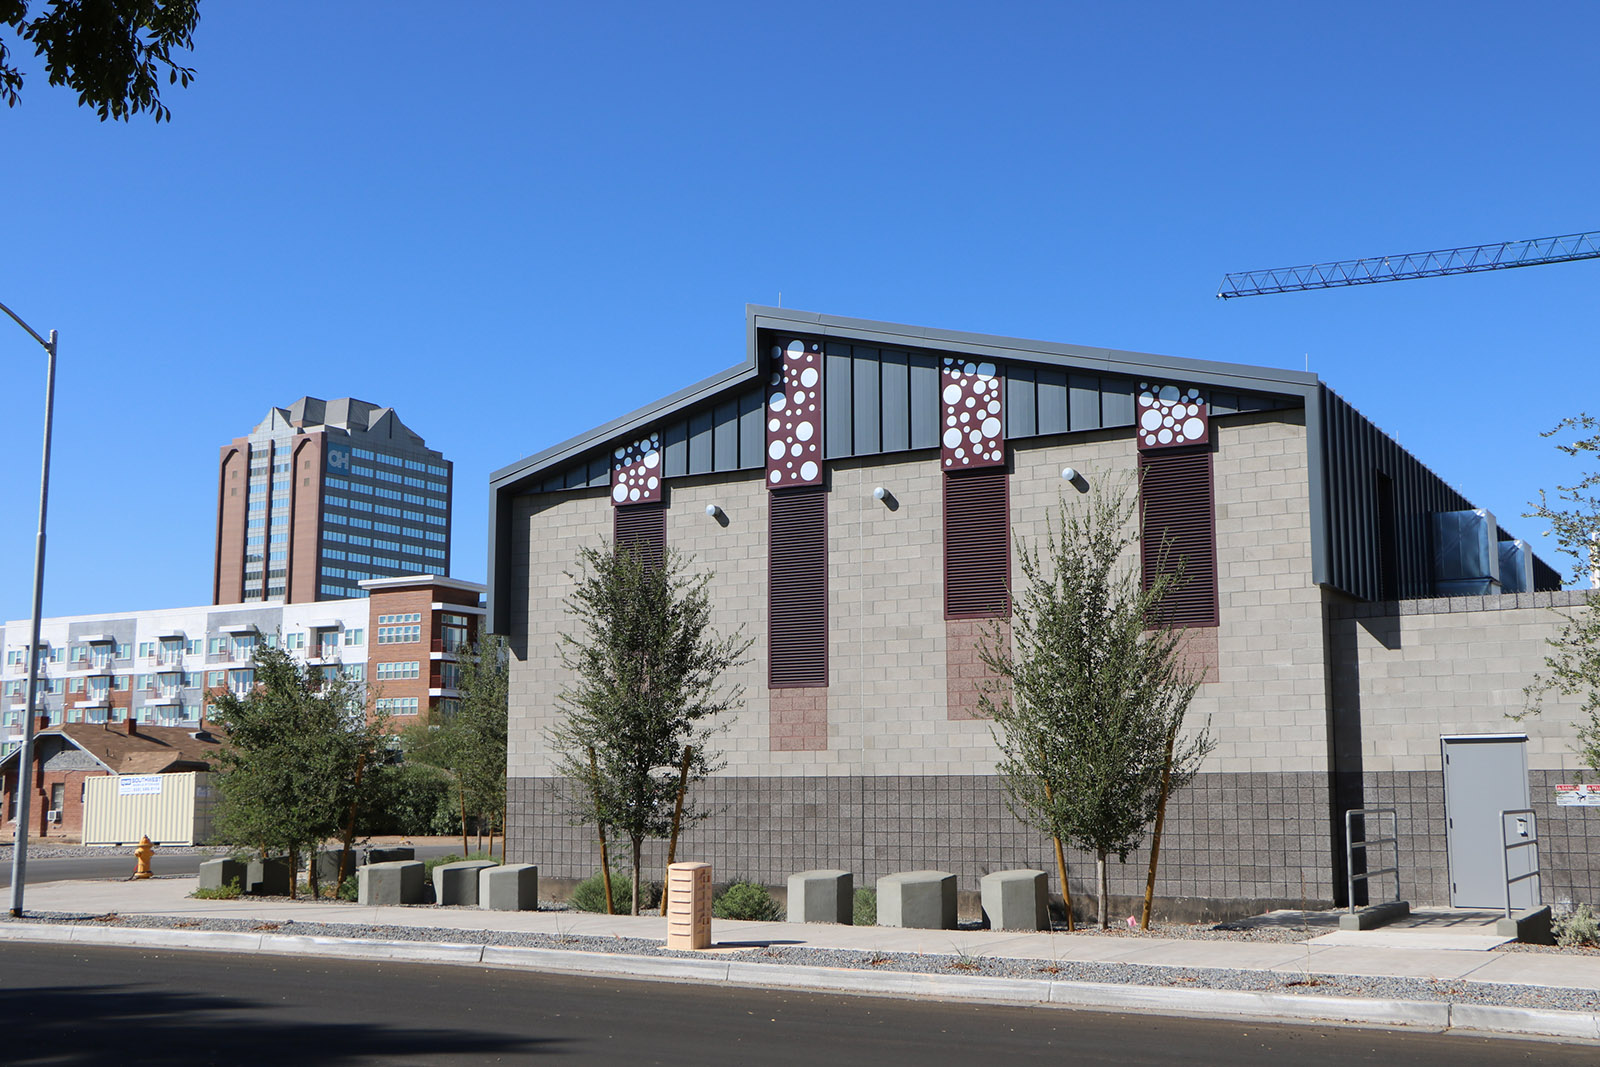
{"left": 1217, "top": 229, "right": 1600, "bottom": 299}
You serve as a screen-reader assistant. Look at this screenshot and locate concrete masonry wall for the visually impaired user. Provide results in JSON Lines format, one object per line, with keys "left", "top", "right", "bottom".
{"left": 506, "top": 411, "right": 1353, "bottom": 909}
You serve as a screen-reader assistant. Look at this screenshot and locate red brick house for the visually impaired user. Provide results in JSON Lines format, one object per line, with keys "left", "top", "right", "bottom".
{"left": 0, "top": 717, "right": 222, "bottom": 841}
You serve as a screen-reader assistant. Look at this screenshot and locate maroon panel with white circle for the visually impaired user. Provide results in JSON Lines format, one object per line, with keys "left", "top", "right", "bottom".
{"left": 766, "top": 338, "right": 823, "bottom": 489}
{"left": 1136, "top": 382, "right": 1209, "bottom": 450}
{"left": 941, "top": 358, "right": 1004, "bottom": 469}
{"left": 610, "top": 432, "right": 663, "bottom": 505}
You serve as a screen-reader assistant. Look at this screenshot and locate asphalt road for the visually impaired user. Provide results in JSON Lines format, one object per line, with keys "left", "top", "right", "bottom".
{"left": 0, "top": 942, "right": 1589, "bottom": 1066}
{"left": 0, "top": 844, "right": 462, "bottom": 889}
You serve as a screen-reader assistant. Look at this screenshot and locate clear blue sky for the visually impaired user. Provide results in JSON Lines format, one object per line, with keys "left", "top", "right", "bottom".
{"left": 2, "top": 1, "right": 1597, "bottom": 622}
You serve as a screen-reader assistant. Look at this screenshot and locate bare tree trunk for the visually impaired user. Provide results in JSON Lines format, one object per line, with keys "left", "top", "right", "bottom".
{"left": 663, "top": 745, "right": 693, "bottom": 888}
{"left": 337, "top": 754, "right": 366, "bottom": 896}
{"left": 457, "top": 781, "right": 469, "bottom": 855}
{"left": 588, "top": 747, "right": 614, "bottom": 914}
{"left": 1042, "top": 779, "right": 1073, "bottom": 931}
{"left": 1096, "top": 850, "right": 1109, "bottom": 930}
{"left": 631, "top": 834, "right": 643, "bottom": 916}
{"left": 1141, "top": 720, "right": 1179, "bottom": 930}
{"left": 289, "top": 845, "right": 299, "bottom": 901}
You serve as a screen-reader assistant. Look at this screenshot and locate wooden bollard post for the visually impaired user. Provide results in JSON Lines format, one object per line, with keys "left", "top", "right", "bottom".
{"left": 666, "top": 861, "right": 712, "bottom": 950}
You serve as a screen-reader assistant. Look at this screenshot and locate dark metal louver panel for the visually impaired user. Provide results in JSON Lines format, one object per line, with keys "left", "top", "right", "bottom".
{"left": 613, "top": 502, "right": 665, "bottom": 570}
{"left": 944, "top": 468, "right": 1010, "bottom": 619}
{"left": 1139, "top": 447, "right": 1217, "bottom": 626}
{"left": 769, "top": 486, "right": 828, "bottom": 687}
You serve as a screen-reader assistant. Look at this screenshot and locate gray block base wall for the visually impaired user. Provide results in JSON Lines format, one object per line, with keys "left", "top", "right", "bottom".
{"left": 509, "top": 770, "right": 1600, "bottom": 916}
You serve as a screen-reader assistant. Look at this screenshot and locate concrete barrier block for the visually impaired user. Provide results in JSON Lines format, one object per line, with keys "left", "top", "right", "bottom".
{"left": 314, "top": 849, "right": 364, "bottom": 885}
{"left": 433, "top": 860, "right": 498, "bottom": 907}
{"left": 358, "top": 860, "right": 425, "bottom": 905}
{"left": 980, "top": 869, "right": 1049, "bottom": 931}
{"left": 197, "top": 858, "right": 247, "bottom": 892}
{"left": 787, "top": 869, "right": 853, "bottom": 924}
{"left": 877, "top": 870, "right": 956, "bottom": 929}
{"left": 366, "top": 846, "right": 415, "bottom": 865}
{"left": 245, "top": 856, "right": 293, "bottom": 897}
{"left": 480, "top": 864, "right": 539, "bottom": 911}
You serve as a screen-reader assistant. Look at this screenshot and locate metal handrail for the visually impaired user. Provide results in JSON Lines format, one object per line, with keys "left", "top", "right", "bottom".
{"left": 1345, "top": 808, "right": 1402, "bottom": 912}
{"left": 1499, "top": 808, "right": 1542, "bottom": 920}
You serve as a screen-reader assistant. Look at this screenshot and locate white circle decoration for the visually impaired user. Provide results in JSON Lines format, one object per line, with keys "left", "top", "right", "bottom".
{"left": 1160, "top": 385, "right": 1180, "bottom": 402}
{"left": 1141, "top": 409, "right": 1162, "bottom": 431}
{"left": 800, "top": 460, "right": 818, "bottom": 481}
{"left": 787, "top": 340, "right": 804, "bottom": 355}
{"left": 791, "top": 442, "right": 802, "bottom": 457}
{"left": 943, "top": 384, "right": 962, "bottom": 405}
{"left": 1183, "top": 416, "right": 1204, "bottom": 439}
{"left": 982, "top": 416, "right": 1002, "bottom": 438}
{"left": 644, "top": 451, "right": 659, "bottom": 468}
{"left": 795, "top": 421, "right": 814, "bottom": 441}
{"left": 769, "top": 418, "right": 780, "bottom": 432}
{"left": 964, "top": 362, "right": 977, "bottom": 375}
{"left": 975, "top": 362, "right": 995, "bottom": 378}
{"left": 629, "top": 488, "right": 641, "bottom": 501}
{"left": 969, "top": 429, "right": 982, "bottom": 444}
{"left": 800, "top": 367, "right": 819, "bottom": 388}
{"left": 973, "top": 379, "right": 988, "bottom": 395}
{"left": 770, "top": 470, "right": 782, "bottom": 483}
{"left": 1158, "top": 428, "right": 1173, "bottom": 444}
{"left": 768, "top": 441, "right": 785, "bottom": 460}
{"left": 943, "top": 427, "right": 963, "bottom": 448}
{"left": 612, "top": 484, "right": 627, "bottom": 502}
{"left": 965, "top": 396, "right": 976, "bottom": 408}
{"left": 647, "top": 477, "right": 658, "bottom": 490}
{"left": 770, "top": 392, "right": 787, "bottom": 412}
{"left": 988, "top": 399, "right": 1001, "bottom": 414}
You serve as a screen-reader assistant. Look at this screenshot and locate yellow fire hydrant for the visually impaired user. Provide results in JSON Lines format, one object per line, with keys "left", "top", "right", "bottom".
{"left": 133, "top": 835, "right": 155, "bottom": 879}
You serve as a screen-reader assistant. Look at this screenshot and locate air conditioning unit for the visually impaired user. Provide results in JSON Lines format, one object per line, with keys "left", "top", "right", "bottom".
{"left": 45, "top": 810, "right": 60, "bottom": 823}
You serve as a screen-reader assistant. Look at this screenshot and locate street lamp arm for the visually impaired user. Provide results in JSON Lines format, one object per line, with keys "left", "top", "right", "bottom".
{"left": 0, "top": 300, "right": 53, "bottom": 354}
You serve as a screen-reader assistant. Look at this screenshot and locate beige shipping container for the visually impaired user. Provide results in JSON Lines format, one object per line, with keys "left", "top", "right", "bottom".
{"left": 82, "top": 772, "right": 216, "bottom": 847}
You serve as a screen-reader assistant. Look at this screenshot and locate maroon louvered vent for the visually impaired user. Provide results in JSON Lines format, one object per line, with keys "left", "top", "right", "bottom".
{"left": 944, "top": 467, "right": 1010, "bottom": 619}
{"left": 1139, "top": 446, "right": 1218, "bottom": 627}
{"left": 613, "top": 502, "right": 665, "bottom": 570}
{"left": 769, "top": 485, "right": 828, "bottom": 688}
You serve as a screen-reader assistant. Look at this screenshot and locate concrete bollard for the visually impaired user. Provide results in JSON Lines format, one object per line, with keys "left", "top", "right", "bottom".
{"left": 358, "top": 860, "right": 425, "bottom": 905}
{"left": 365, "top": 846, "right": 415, "bottom": 865}
{"left": 245, "top": 856, "right": 294, "bottom": 896}
{"left": 432, "top": 860, "right": 498, "bottom": 906}
{"left": 877, "top": 871, "right": 957, "bottom": 929}
{"left": 479, "top": 864, "right": 539, "bottom": 911}
{"left": 197, "top": 857, "right": 248, "bottom": 892}
{"left": 980, "top": 869, "right": 1050, "bottom": 931}
{"left": 787, "top": 869, "right": 853, "bottom": 924}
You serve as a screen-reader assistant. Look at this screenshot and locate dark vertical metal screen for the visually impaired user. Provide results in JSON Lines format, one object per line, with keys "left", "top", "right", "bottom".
{"left": 613, "top": 502, "right": 665, "bottom": 569}
{"left": 1139, "top": 447, "right": 1218, "bottom": 627}
{"left": 943, "top": 468, "right": 1010, "bottom": 619}
{"left": 769, "top": 486, "right": 827, "bottom": 687}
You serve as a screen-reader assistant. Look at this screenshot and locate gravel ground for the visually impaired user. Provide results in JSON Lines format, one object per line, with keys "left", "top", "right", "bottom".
{"left": 6, "top": 906, "right": 1599, "bottom": 1016}
{"left": 0, "top": 845, "right": 228, "bottom": 860}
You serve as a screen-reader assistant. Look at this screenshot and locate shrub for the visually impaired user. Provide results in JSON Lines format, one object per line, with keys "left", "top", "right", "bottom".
{"left": 853, "top": 887, "right": 877, "bottom": 926}
{"left": 1555, "top": 904, "right": 1600, "bottom": 947}
{"left": 360, "top": 762, "right": 461, "bottom": 837}
{"left": 570, "top": 870, "right": 660, "bottom": 913}
{"left": 423, "top": 851, "right": 496, "bottom": 881}
{"left": 713, "top": 880, "right": 782, "bottom": 922}
{"left": 193, "top": 878, "right": 241, "bottom": 901}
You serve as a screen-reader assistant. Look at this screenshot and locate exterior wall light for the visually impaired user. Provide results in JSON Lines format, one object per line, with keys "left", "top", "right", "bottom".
{"left": 872, "top": 487, "right": 887, "bottom": 501}
{"left": 871, "top": 486, "right": 898, "bottom": 510}
{"left": 705, "top": 504, "right": 723, "bottom": 519}
{"left": 1061, "top": 467, "right": 1088, "bottom": 492}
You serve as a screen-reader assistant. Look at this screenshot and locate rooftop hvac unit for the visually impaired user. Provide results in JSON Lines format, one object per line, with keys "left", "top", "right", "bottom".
{"left": 1497, "top": 539, "right": 1534, "bottom": 594}
{"left": 1432, "top": 509, "right": 1502, "bottom": 597}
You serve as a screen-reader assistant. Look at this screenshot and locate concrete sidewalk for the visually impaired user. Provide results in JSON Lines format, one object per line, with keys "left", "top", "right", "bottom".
{"left": 5, "top": 876, "right": 1600, "bottom": 1041}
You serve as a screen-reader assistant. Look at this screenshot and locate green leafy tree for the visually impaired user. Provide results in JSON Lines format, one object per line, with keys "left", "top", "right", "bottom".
{"left": 551, "top": 542, "right": 750, "bottom": 915}
{"left": 2, "top": 0, "right": 200, "bottom": 121}
{"left": 980, "top": 482, "right": 1213, "bottom": 929}
{"left": 209, "top": 640, "right": 385, "bottom": 899}
{"left": 404, "top": 635, "right": 511, "bottom": 854}
{"left": 1522, "top": 415, "right": 1600, "bottom": 773}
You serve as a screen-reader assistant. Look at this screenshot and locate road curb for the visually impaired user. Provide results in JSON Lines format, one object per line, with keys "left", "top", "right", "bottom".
{"left": 2, "top": 921, "right": 1595, "bottom": 1042}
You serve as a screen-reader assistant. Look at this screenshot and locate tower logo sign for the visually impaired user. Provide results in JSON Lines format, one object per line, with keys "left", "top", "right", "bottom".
{"left": 327, "top": 446, "right": 351, "bottom": 471}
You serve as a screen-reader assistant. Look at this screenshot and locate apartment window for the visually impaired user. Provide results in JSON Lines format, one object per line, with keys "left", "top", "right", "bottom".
{"left": 316, "top": 629, "right": 341, "bottom": 657}
{"left": 70, "top": 677, "right": 84, "bottom": 693}
{"left": 88, "top": 677, "right": 109, "bottom": 698}
{"left": 441, "top": 614, "right": 469, "bottom": 653}
{"left": 1138, "top": 446, "right": 1218, "bottom": 627}
{"left": 343, "top": 629, "right": 364, "bottom": 646}
{"left": 207, "top": 671, "right": 225, "bottom": 687}
{"left": 284, "top": 632, "right": 305, "bottom": 651}
{"left": 375, "top": 697, "right": 420, "bottom": 716}
{"left": 113, "top": 675, "right": 130, "bottom": 691}
{"left": 86, "top": 707, "right": 108, "bottom": 724}
{"left": 90, "top": 645, "right": 112, "bottom": 669}
{"left": 377, "top": 615, "right": 421, "bottom": 644}
{"left": 375, "top": 661, "right": 420, "bottom": 681}
{"left": 228, "top": 669, "right": 255, "bottom": 696}
{"left": 441, "top": 662, "right": 461, "bottom": 690}
{"left": 768, "top": 485, "right": 827, "bottom": 688}
{"left": 231, "top": 634, "right": 257, "bottom": 660}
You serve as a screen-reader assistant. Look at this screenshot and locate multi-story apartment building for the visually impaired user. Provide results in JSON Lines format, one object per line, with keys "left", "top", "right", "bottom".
{"left": 214, "top": 397, "right": 453, "bottom": 604}
{"left": 1, "top": 575, "right": 484, "bottom": 759}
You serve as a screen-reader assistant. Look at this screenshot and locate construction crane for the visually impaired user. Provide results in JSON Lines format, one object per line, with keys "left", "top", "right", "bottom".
{"left": 1217, "top": 229, "right": 1600, "bottom": 299}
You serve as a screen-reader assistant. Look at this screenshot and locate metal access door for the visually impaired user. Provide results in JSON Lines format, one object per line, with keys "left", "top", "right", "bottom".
{"left": 1441, "top": 734, "right": 1532, "bottom": 908}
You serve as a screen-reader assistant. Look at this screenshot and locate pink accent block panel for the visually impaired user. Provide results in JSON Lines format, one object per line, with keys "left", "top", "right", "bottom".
{"left": 769, "top": 687, "right": 828, "bottom": 751}
{"left": 945, "top": 617, "right": 1008, "bottom": 721}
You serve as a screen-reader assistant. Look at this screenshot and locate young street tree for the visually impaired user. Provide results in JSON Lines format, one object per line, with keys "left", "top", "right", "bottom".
{"left": 550, "top": 542, "right": 750, "bottom": 915}
{"left": 980, "top": 483, "right": 1213, "bottom": 930}
{"left": 2, "top": 0, "right": 201, "bottom": 121}
{"left": 1522, "top": 414, "right": 1600, "bottom": 773}
{"left": 209, "top": 640, "right": 385, "bottom": 899}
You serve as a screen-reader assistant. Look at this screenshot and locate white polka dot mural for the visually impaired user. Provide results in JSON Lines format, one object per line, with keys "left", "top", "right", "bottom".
{"left": 1136, "top": 382, "right": 1209, "bottom": 450}
{"left": 941, "top": 358, "right": 1004, "bottom": 469}
{"left": 610, "top": 431, "right": 663, "bottom": 505}
{"left": 767, "top": 339, "right": 823, "bottom": 488}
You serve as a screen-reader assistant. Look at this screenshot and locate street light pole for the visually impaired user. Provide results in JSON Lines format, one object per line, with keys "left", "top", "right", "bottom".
{"left": 0, "top": 299, "right": 57, "bottom": 918}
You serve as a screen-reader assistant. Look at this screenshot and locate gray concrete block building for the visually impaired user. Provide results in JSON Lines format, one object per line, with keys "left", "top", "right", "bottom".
{"left": 489, "top": 306, "right": 1597, "bottom": 917}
